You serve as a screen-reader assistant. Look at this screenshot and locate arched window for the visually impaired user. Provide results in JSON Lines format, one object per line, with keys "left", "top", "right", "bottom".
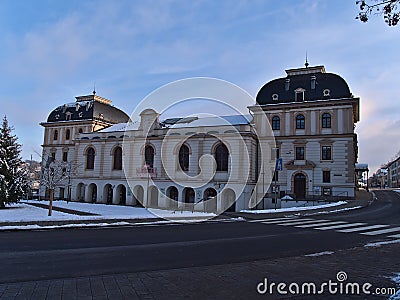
{"left": 322, "top": 113, "right": 331, "bottom": 128}
{"left": 113, "top": 146, "right": 122, "bottom": 170}
{"left": 86, "top": 147, "right": 95, "bottom": 169}
{"left": 65, "top": 129, "right": 70, "bottom": 140}
{"left": 78, "top": 128, "right": 83, "bottom": 133}
{"left": 167, "top": 186, "right": 179, "bottom": 201}
{"left": 53, "top": 130, "right": 58, "bottom": 141}
{"left": 215, "top": 143, "right": 229, "bottom": 172}
{"left": 296, "top": 114, "right": 305, "bottom": 129}
{"left": 272, "top": 116, "right": 280, "bottom": 130}
{"left": 145, "top": 145, "right": 154, "bottom": 168}
{"left": 178, "top": 144, "right": 190, "bottom": 171}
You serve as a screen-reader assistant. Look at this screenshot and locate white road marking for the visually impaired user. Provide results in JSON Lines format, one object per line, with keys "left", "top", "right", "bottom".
{"left": 314, "top": 222, "right": 367, "bottom": 230}
{"left": 261, "top": 218, "right": 314, "bottom": 225}
{"left": 248, "top": 217, "right": 298, "bottom": 223}
{"left": 278, "top": 219, "right": 330, "bottom": 226}
{"left": 296, "top": 221, "right": 347, "bottom": 228}
{"left": 337, "top": 224, "right": 390, "bottom": 233}
{"left": 388, "top": 234, "right": 400, "bottom": 239}
{"left": 360, "top": 226, "right": 400, "bottom": 236}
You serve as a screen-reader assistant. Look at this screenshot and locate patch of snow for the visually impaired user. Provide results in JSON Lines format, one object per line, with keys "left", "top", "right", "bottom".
{"left": 304, "top": 251, "right": 334, "bottom": 257}
{"left": 1, "top": 200, "right": 216, "bottom": 224}
{"left": 364, "top": 239, "right": 400, "bottom": 248}
{"left": 0, "top": 222, "right": 132, "bottom": 231}
{"left": 149, "top": 208, "right": 216, "bottom": 219}
{"left": 99, "top": 121, "right": 139, "bottom": 133}
{"left": 171, "top": 114, "right": 251, "bottom": 129}
{"left": 0, "top": 203, "right": 82, "bottom": 222}
{"left": 301, "top": 206, "right": 362, "bottom": 216}
{"left": 394, "top": 190, "right": 400, "bottom": 194}
{"left": 240, "top": 201, "right": 347, "bottom": 214}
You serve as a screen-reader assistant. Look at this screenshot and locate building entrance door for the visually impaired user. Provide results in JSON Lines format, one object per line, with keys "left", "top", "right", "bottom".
{"left": 294, "top": 173, "right": 306, "bottom": 199}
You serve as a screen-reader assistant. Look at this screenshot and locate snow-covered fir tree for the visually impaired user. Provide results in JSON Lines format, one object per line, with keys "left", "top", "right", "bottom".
{"left": 0, "top": 116, "right": 28, "bottom": 208}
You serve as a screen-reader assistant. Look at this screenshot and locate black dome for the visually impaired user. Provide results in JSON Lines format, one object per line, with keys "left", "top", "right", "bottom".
{"left": 256, "top": 66, "right": 352, "bottom": 105}
{"left": 46, "top": 95, "right": 129, "bottom": 124}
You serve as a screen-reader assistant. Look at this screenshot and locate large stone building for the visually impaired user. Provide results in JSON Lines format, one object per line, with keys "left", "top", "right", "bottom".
{"left": 253, "top": 65, "right": 359, "bottom": 204}
{"left": 40, "top": 64, "right": 360, "bottom": 212}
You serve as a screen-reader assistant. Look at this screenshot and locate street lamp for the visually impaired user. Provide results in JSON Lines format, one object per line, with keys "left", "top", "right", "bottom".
{"left": 272, "top": 147, "right": 281, "bottom": 210}
{"left": 144, "top": 164, "right": 150, "bottom": 207}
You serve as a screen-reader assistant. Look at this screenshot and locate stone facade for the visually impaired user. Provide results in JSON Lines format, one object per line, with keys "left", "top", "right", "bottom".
{"left": 40, "top": 65, "right": 360, "bottom": 212}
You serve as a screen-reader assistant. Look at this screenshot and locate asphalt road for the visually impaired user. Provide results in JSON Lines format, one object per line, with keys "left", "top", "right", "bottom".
{"left": 0, "top": 190, "right": 399, "bottom": 284}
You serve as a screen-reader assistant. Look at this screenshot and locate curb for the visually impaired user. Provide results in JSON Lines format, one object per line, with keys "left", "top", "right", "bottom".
{"left": 226, "top": 199, "right": 369, "bottom": 220}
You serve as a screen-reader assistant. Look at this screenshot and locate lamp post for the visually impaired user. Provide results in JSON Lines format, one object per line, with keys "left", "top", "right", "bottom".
{"left": 272, "top": 147, "right": 281, "bottom": 210}
{"left": 145, "top": 164, "right": 150, "bottom": 207}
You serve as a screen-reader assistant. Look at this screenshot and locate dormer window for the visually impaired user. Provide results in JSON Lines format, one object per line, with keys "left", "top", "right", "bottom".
{"left": 285, "top": 79, "right": 290, "bottom": 91}
{"left": 65, "top": 112, "right": 72, "bottom": 121}
{"left": 272, "top": 94, "right": 279, "bottom": 101}
{"left": 311, "top": 75, "right": 316, "bottom": 90}
{"left": 323, "top": 89, "right": 330, "bottom": 97}
{"left": 295, "top": 88, "right": 305, "bottom": 102}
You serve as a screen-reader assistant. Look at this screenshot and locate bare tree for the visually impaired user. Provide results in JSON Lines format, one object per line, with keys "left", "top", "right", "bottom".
{"left": 356, "top": 0, "right": 400, "bottom": 26}
{"left": 40, "top": 152, "right": 77, "bottom": 216}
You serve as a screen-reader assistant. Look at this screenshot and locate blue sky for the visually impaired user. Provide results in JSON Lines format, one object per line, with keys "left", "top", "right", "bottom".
{"left": 0, "top": 0, "right": 399, "bottom": 173}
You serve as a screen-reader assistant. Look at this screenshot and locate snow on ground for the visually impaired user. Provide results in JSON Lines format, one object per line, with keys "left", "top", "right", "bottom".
{"left": 301, "top": 206, "right": 362, "bottom": 216}
{"left": 0, "top": 203, "right": 83, "bottom": 222}
{"left": 390, "top": 273, "right": 400, "bottom": 300}
{"left": 304, "top": 251, "right": 334, "bottom": 257}
{"left": 26, "top": 200, "right": 159, "bottom": 219}
{"left": 0, "top": 200, "right": 216, "bottom": 223}
{"left": 364, "top": 239, "right": 400, "bottom": 248}
{"left": 394, "top": 190, "right": 400, "bottom": 194}
{"left": 0, "top": 222, "right": 132, "bottom": 231}
{"left": 240, "top": 201, "right": 347, "bottom": 214}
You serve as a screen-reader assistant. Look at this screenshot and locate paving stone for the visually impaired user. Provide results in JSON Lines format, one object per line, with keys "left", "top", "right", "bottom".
{"left": 14, "top": 282, "right": 36, "bottom": 300}
{"left": 0, "top": 243, "right": 399, "bottom": 299}
{"left": 89, "top": 277, "right": 106, "bottom": 298}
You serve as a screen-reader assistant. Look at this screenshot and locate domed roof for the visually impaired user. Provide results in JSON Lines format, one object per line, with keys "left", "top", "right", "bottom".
{"left": 256, "top": 66, "right": 352, "bottom": 105}
{"left": 46, "top": 94, "right": 129, "bottom": 124}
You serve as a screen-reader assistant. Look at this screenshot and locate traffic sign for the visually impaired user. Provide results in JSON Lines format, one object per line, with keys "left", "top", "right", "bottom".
{"left": 275, "top": 158, "right": 283, "bottom": 171}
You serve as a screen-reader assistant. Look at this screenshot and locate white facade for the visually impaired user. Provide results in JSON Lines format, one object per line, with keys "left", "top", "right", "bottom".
{"left": 40, "top": 65, "right": 360, "bottom": 212}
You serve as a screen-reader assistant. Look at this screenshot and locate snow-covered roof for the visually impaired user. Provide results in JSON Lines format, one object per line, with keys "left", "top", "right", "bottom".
{"left": 166, "top": 114, "right": 252, "bottom": 129}
{"left": 98, "top": 114, "right": 252, "bottom": 133}
{"left": 99, "top": 121, "right": 139, "bottom": 132}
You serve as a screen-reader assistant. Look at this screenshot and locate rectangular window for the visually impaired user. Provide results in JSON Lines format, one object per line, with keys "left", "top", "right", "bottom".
{"left": 50, "top": 152, "right": 56, "bottom": 162}
{"left": 295, "top": 91, "right": 304, "bottom": 102}
{"left": 322, "top": 146, "right": 332, "bottom": 160}
{"left": 296, "top": 115, "right": 305, "bottom": 129}
{"left": 63, "top": 151, "right": 68, "bottom": 162}
{"left": 323, "top": 171, "right": 331, "bottom": 183}
{"left": 295, "top": 147, "right": 305, "bottom": 160}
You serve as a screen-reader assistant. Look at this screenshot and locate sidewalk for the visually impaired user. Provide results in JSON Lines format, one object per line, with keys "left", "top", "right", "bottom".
{"left": 0, "top": 236, "right": 398, "bottom": 299}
